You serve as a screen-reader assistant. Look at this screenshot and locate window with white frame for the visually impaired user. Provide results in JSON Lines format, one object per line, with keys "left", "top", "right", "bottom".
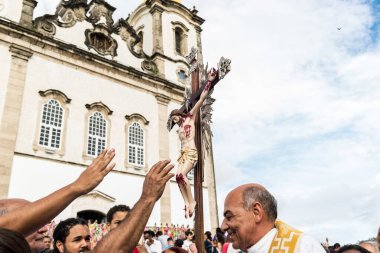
{"left": 87, "top": 112, "right": 107, "bottom": 157}
{"left": 128, "top": 122, "right": 144, "bottom": 166}
{"left": 38, "top": 99, "right": 64, "bottom": 149}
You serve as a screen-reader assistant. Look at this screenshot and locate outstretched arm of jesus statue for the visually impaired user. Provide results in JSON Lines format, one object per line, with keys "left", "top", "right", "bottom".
{"left": 190, "top": 68, "right": 217, "bottom": 116}
{"left": 92, "top": 160, "right": 174, "bottom": 253}
{"left": 0, "top": 148, "right": 116, "bottom": 237}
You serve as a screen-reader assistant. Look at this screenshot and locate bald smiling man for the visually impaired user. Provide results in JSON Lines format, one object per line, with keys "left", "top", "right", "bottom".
{"left": 221, "top": 183, "right": 325, "bottom": 253}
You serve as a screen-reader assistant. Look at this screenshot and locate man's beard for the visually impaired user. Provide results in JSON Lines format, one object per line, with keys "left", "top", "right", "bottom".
{"left": 63, "top": 245, "right": 89, "bottom": 253}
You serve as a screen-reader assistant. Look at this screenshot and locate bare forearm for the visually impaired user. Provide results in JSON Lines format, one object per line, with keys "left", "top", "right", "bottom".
{"left": 93, "top": 196, "right": 156, "bottom": 253}
{"left": 0, "top": 183, "right": 81, "bottom": 236}
{"left": 191, "top": 88, "right": 209, "bottom": 114}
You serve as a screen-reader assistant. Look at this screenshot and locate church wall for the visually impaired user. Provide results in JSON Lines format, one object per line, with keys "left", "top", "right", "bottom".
{"left": 14, "top": 54, "right": 161, "bottom": 171}
{"left": 113, "top": 35, "right": 144, "bottom": 69}
{"left": 0, "top": 0, "right": 22, "bottom": 23}
{"left": 53, "top": 21, "right": 94, "bottom": 52}
{"left": 0, "top": 43, "right": 11, "bottom": 121}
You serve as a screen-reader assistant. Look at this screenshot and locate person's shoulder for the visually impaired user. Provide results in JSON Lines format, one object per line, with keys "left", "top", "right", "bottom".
{"left": 298, "top": 234, "right": 326, "bottom": 253}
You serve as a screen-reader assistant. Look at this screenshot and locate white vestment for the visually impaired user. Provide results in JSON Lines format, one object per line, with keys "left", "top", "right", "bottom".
{"left": 228, "top": 228, "right": 326, "bottom": 253}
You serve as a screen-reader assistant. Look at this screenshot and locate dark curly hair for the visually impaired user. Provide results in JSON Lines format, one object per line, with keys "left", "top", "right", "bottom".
{"left": 53, "top": 218, "right": 88, "bottom": 253}
{"left": 336, "top": 244, "right": 371, "bottom": 253}
{"left": 106, "top": 205, "right": 131, "bottom": 223}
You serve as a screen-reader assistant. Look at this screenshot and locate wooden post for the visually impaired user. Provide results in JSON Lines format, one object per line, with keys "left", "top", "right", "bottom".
{"left": 191, "top": 64, "right": 205, "bottom": 253}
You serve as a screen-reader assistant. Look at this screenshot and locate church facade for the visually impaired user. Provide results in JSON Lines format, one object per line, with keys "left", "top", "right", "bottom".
{"left": 0, "top": 0, "right": 219, "bottom": 230}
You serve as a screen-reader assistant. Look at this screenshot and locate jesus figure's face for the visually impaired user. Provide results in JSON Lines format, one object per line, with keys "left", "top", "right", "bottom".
{"left": 171, "top": 115, "right": 181, "bottom": 124}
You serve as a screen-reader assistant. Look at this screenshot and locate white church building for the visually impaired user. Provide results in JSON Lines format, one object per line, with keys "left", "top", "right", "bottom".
{"left": 0, "top": 0, "right": 219, "bottom": 230}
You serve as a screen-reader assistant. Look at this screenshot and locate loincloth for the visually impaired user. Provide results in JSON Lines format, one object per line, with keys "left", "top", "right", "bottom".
{"left": 177, "top": 148, "right": 198, "bottom": 165}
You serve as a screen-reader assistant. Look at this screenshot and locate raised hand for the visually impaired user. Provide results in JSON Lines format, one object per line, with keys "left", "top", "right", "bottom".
{"left": 72, "top": 148, "right": 116, "bottom": 195}
{"left": 141, "top": 160, "right": 174, "bottom": 202}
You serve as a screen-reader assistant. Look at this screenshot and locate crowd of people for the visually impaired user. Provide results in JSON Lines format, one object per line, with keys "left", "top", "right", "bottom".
{"left": 0, "top": 149, "right": 379, "bottom": 253}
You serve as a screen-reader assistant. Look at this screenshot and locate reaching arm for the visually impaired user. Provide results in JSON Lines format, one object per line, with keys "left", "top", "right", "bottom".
{"left": 92, "top": 160, "right": 174, "bottom": 253}
{"left": 0, "top": 148, "right": 116, "bottom": 236}
{"left": 190, "top": 68, "right": 217, "bottom": 116}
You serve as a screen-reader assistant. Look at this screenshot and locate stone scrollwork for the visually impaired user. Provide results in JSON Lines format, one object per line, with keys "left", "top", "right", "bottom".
{"left": 114, "top": 18, "right": 146, "bottom": 59}
{"left": 87, "top": 0, "right": 115, "bottom": 29}
{"left": 217, "top": 57, "right": 231, "bottom": 80}
{"left": 32, "top": 0, "right": 160, "bottom": 63}
{"left": 85, "top": 25, "right": 118, "bottom": 57}
{"left": 185, "top": 47, "right": 197, "bottom": 64}
{"left": 34, "top": 15, "right": 58, "bottom": 37}
{"left": 141, "top": 60, "right": 158, "bottom": 74}
{"left": 56, "top": 0, "right": 87, "bottom": 28}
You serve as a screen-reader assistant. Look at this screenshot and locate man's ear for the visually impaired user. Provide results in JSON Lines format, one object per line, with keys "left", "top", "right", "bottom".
{"left": 252, "top": 202, "right": 264, "bottom": 222}
{"left": 106, "top": 222, "right": 111, "bottom": 231}
{"left": 56, "top": 240, "right": 65, "bottom": 253}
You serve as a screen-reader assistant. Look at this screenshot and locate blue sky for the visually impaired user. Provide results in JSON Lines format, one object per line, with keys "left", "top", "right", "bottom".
{"left": 35, "top": 0, "right": 380, "bottom": 245}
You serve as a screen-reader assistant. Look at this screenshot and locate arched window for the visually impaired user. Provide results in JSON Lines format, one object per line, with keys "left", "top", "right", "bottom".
{"left": 175, "top": 27, "right": 184, "bottom": 55}
{"left": 87, "top": 112, "right": 107, "bottom": 157}
{"left": 128, "top": 122, "right": 144, "bottom": 166}
{"left": 172, "top": 21, "right": 189, "bottom": 56}
{"left": 83, "top": 102, "right": 112, "bottom": 160}
{"left": 38, "top": 99, "right": 64, "bottom": 149}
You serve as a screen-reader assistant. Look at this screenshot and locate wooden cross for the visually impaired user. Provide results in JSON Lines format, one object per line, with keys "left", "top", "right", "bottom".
{"left": 185, "top": 47, "right": 231, "bottom": 253}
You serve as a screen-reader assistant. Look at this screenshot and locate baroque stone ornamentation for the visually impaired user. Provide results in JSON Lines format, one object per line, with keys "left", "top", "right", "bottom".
{"left": 217, "top": 57, "right": 231, "bottom": 80}
{"left": 185, "top": 47, "right": 197, "bottom": 64}
{"left": 141, "top": 60, "right": 158, "bottom": 73}
{"left": 34, "top": 15, "right": 57, "bottom": 37}
{"left": 32, "top": 0, "right": 157, "bottom": 68}
{"left": 87, "top": 0, "right": 115, "bottom": 29}
{"left": 55, "top": 0, "right": 87, "bottom": 28}
{"left": 34, "top": 0, "right": 119, "bottom": 57}
{"left": 114, "top": 18, "right": 146, "bottom": 59}
{"left": 85, "top": 25, "right": 118, "bottom": 57}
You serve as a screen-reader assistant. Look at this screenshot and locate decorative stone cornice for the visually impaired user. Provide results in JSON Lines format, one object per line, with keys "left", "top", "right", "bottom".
{"left": 194, "top": 25, "right": 202, "bottom": 33}
{"left": 155, "top": 94, "right": 171, "bottom": 105}
{"left": 151, "top": 51, "right": 189, "bottom": 67}
{"left": 149, "top": 4, "right": 165, "bottom": 14}
{"left": 171, "top": 21, "right": 189, "bottom": 32}
{"left": 85, "top": 102, "right": 113, "bottom": 115}
{"left": 86, "top": 190, "right": 115, "bottom": 202}
{"left": 23, "top": 0, "right": 37, "bottom": 8}
{"left": 9, "top": 44, "right": 33, "bottom": 60}
{"left": 38, "top": 89, "right": 72, "bottom": 103}
{"left": 125, "top": 113, "right": 149, "bottom": 125}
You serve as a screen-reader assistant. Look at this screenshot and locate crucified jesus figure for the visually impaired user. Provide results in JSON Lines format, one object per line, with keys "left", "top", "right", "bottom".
{"left": 169, "top": 68, "right": 217, "bottom": 218}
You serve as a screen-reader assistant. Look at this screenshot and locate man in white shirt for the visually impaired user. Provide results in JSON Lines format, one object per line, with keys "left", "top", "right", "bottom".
{"left": 221, "top": 183, "right": 325, "bottom": 253}
{"left": 144, "top": 230, "right": 163, "bottom": 253}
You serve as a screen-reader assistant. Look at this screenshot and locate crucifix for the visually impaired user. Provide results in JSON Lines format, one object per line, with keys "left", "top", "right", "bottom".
{"left": 167, "top": 47, "right": 231, "bottom": 252}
